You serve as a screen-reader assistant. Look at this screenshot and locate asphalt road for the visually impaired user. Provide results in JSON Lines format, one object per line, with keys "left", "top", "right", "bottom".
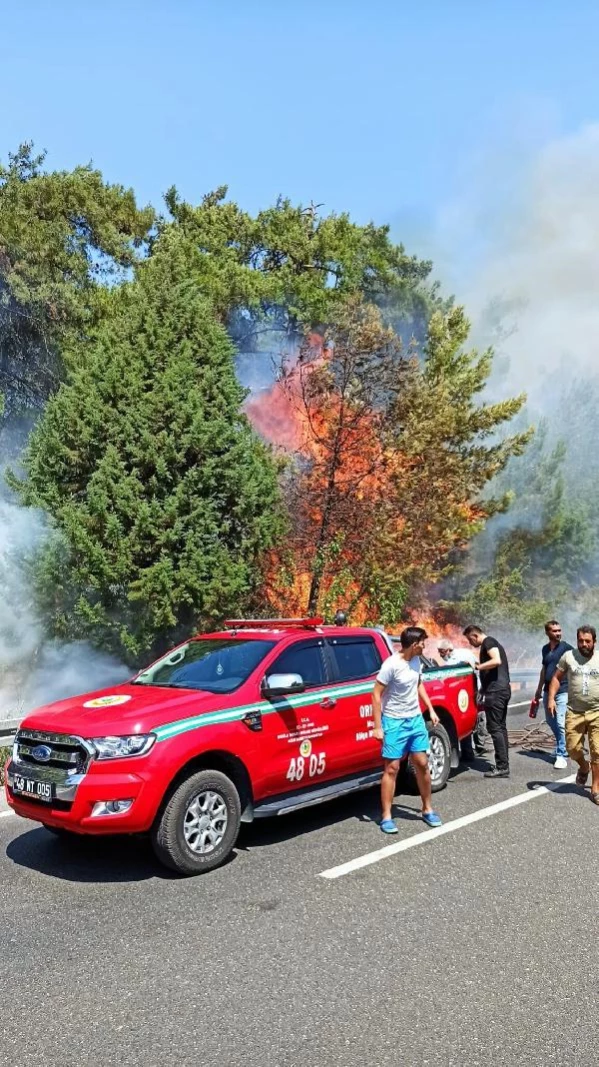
{"left": 1, "top": 708, "right": 598, "bottom": 1067}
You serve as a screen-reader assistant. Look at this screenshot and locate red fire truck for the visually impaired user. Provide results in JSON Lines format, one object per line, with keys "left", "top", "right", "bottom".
{"left": 5, "top": 619, "right": 477, "bottom": 874}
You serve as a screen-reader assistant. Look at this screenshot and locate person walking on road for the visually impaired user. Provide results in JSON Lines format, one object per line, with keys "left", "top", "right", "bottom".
{"left": 373, "top": 626, "right": 443, "bottom": 833}
{"left": 534, "top": 620, "right": 573, "bottom": 770}
{"left": 547, "top": 625, "right": 599, "bottom": 804}
{"left": 463, "top": 625, "right": 511, "bottom": 778}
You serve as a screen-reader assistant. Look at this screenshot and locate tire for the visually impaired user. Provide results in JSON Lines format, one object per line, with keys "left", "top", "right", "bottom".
{"left": 151, "top": 769, "right": 241, "bottom": 875}
{"left": 403, "top": 722, "right": 451, "bottom": 793}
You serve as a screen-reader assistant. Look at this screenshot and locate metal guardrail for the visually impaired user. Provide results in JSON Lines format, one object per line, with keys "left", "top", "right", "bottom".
{"left": 0, "top": 719, "right": 19, "bottom": 746}
{"left": 509, "top": 668, "right": 537, "bottom": 693}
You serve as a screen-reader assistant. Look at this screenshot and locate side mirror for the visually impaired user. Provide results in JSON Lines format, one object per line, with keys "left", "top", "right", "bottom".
{"left": 262, "top": 673, "right": 305, "bottom": 697}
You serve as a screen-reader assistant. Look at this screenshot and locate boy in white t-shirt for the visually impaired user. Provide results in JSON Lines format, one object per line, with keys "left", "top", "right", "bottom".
{"left": 372, "top": 626, "right": 443, "bottom": 833}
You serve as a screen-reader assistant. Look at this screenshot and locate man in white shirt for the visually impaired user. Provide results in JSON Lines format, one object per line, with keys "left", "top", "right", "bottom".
{"left": 372, "top": 626, "right": 443, "bottom": 834}
{"left": 437, "top": 639, "right": 477, "bottom": 669}
{"left": 437, "top": 638, "right": 484, "bottom": 761}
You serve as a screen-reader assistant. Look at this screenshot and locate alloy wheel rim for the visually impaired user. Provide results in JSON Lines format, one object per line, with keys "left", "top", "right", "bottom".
{"left": 428, "top": 735, "right": 446, "bottom": 781}
{"left": 183, "top": 789, "right": 228, "bottom": 854}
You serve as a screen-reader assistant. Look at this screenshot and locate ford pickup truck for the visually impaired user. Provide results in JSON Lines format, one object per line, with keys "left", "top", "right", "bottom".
{"left": 5, "top": 619, "right": 477, "bottom": 874}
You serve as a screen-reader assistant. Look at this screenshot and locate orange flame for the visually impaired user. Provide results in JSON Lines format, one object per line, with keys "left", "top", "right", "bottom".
{"left": 244, "top": 333, "right": 326, "bottom": 453}
{"left": 246, "top": 337, "right": 468, "bottom": 630}
{"left": 245, "top": 379, "right": 304, "bottom": 451}
{"left": 406, "top": 613, "right": 471, "bottom": 662}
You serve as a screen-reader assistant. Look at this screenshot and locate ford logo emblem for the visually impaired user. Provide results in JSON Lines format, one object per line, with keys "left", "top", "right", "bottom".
{"left": 31, "top": 745, "right": 52, "bottom": 763}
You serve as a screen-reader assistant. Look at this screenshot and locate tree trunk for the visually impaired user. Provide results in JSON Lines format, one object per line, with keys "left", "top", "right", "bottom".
{"left": 306, "top": 437, "right": 341, "bottom": 614}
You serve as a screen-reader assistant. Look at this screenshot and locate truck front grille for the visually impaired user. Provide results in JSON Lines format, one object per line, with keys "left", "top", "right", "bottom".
{"left": 14, "top": 730, "right": 93, "bottom": 776}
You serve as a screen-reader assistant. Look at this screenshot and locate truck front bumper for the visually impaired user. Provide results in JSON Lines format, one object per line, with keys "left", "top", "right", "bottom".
{"left": 4, "top": 730, "right": 159, "bottom": 834}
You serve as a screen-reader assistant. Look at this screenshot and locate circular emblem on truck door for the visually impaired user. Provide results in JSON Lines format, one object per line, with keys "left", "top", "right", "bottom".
{"left": 31, "top": 745, "right": 52, "bottom": 762}
{"left": 457, "top": 689, "right": 470, "bottom": 713}
{"left": 300, "top": 739, "right": 312, "bottom": 757}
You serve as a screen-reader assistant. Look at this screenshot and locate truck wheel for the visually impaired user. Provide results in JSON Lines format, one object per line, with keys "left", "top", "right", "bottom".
{"left": 151, "top": 769, "right": 241, "bottom": 875}
{"left": 403, "top": 722, "right": 451, "bottom": 793}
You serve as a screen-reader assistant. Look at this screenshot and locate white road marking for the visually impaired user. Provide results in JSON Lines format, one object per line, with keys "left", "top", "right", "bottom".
{"left": 0, "top": 809, "right": 15, "bottom": 820}
{"left": 509, "top": 700, "right": 531, "bottom": 709}
{"left": 318, "top": 773, "right": 577, "bottom": 880}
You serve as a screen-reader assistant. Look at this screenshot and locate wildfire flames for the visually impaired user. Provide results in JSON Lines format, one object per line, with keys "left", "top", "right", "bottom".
{"left": 245, "top": 379, "right": 304, "bottom": 453}
{"left": 244, "top": 334, "right": 464, "bottom": 642}
{"left": 409, "top": 615, "right": 471, "bottom": 662}
{"left": 246, "top": 336, "right": 381, "bottom": 619}
{"left": 244, "top": 333, "right": 326, "bottom": 453}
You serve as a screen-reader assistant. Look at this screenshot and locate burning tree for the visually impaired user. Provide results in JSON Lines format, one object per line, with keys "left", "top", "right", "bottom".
{"left": 258, "top": 300, "right": 530, "bottom": 623}
{"left": 274, "top": 302, "right": 411, "bottom": 617}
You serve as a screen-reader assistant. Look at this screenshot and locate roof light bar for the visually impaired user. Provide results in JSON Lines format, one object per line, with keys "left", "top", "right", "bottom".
{"left": 225, "top": 617, "right": 324, "bottom": 630}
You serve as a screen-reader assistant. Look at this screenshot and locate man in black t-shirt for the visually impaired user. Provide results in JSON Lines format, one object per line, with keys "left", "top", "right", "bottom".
{"left": 463, "top": 625, "right": 511, "bottom": 778}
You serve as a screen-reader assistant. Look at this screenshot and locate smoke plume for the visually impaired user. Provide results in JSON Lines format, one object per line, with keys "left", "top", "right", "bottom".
{"left": 432, "top": 122, "right": 599, "bottom": 396}
{"left": 0, "top": 493, "right": 128, "bottom": 721}
{"left": 420, "top": 121, "right": 599, "bottom": 654}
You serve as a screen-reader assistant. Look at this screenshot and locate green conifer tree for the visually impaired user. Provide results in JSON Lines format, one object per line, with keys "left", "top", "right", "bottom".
{"left": 13, "top": 232, "right": 284, "bottom": 662}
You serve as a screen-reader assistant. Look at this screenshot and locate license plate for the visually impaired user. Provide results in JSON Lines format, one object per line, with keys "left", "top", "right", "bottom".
{"left": 12, "top": 775, "right": 54, "bottom": 803}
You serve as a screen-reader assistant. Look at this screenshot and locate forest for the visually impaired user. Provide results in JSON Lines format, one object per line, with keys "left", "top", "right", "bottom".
{"left": 1, "top": 142, "right": 593, "bottom": 668}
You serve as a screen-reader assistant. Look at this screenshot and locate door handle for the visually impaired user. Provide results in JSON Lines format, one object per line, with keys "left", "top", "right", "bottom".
{"left": 241, "top": 710, "right": 263, "bottom": 731}
{"left": 320, "top": 697, "right": 337, "bottom": 709}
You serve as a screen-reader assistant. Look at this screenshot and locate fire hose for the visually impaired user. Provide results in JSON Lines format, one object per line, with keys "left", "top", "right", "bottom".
{"left": 507, "top": 722, "right": 555, "bottom": 751}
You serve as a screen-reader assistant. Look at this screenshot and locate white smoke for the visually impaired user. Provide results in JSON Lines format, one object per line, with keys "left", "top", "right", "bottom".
{"left": 421, "top": 120, "right": 599, "bottom": 653}
{"left": 430, "top": 121, "right": 599, "bottom": 399}
{"left": 0, "top": 495, "right": 128, "bottom": 721}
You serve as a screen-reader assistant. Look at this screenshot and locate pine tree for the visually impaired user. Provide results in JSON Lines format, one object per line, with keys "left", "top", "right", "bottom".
{"left": 164, "top": 187, "right": 442, "bottom": 348}
{"left": 12, "top": 231, "right": 284, "bottom": 662}
{"left": 0, "top": 143, "right": 154, "bottom": 419}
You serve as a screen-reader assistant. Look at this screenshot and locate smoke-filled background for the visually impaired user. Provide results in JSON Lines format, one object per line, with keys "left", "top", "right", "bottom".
{"left": 0, "top": 493, "right": 129, "bottom": 722}
{"left": 442, "top": 122, "right": 599, "bottom": 392}
{"left": 3, "top": 116, "right": 599, "bottom": 712}
{"left": 421, "top": 121, "right": 599, "bottom": 652}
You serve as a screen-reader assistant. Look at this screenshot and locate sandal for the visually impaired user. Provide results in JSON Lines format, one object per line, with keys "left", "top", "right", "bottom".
{"left": 422, "top": 811, "right": 443, "bottom": 828}
{"left": 379, "top": 818, "right": 398, "bottom": 834}
{"left": 591, "top": 793, "right": 599, "bottom": 806}
{"left": 576, "top": 769, "right": 589, "bottom": 787}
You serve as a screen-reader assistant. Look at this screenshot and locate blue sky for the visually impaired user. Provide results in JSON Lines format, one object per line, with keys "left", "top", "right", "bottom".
{"left": 2, "top": 1, "right": 599, "bottom": 257}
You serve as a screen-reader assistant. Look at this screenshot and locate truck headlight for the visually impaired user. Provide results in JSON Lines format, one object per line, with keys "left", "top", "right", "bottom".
{"left": 90, "top": 735, "right": 156, "bottom": 760}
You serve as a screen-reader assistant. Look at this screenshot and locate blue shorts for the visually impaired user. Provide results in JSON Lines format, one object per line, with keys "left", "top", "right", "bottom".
{"left": 382, "top": 713, "right": 430, "bottom": 760}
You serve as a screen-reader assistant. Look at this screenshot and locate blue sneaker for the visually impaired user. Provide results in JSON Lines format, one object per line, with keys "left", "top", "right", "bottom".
{"left": 379, "top": 818, "right": 399, "bottom": 834}
{"left": 422, "top": 811, "right": 442, "bottom": 828}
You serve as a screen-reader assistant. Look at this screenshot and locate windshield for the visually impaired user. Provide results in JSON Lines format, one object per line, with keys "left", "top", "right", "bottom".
{"left": 133, "top": 638, "right": 276, "bottom": 694}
